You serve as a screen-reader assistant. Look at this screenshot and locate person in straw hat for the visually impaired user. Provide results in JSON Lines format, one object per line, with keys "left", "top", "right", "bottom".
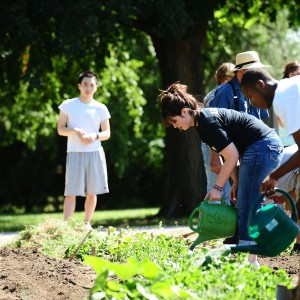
{"left": 210, "top": 50, "right": 270, "bottom": 120}
{"left": 208, "top": 51, "right": 270, "bottom": 247}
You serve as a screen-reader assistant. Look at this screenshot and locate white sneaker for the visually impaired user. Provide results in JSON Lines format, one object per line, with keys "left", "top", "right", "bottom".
{"left": 85, "top": 223, "right": 93, "bottom": 231}
{"left": 250, "top": 260, "right": 260, "bottom": 269}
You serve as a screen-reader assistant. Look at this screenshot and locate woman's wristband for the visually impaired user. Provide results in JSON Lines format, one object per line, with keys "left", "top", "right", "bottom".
{"left": 212, "top": 184, "right": 223, "bottom": 192}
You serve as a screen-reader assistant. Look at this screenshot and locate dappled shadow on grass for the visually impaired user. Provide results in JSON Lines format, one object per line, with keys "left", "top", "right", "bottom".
{"left": 0, "top": 220, "right": 27, "bottom": 232}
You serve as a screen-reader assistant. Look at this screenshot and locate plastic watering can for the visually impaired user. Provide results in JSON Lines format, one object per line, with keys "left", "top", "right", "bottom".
{"left": 188, "top": 198, "right": 238, "bottom": 250}
{"left": 230, "top": 188, "right": 300, "bottom": 257}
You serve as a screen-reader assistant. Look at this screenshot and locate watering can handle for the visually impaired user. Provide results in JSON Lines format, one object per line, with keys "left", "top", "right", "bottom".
{"left": 188, "top": 206, "right": 201, "bottom": 231}
{"left": 248, "top": 188, "right": 298, "bottom": 226}
{"left": 188, "top": 198, "right": 226, "bottom": 232}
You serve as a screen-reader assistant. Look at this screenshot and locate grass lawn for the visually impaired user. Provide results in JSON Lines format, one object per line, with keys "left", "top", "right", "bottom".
{"left": 0, "top": 207, "right": 189, "bottom": 232}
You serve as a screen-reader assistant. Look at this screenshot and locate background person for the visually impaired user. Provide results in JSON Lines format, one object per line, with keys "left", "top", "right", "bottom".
{"left": 201, "top": 62, "right": 234, "bottom": 205}
{"left": 241, "top": 67, "right": 300, "bottom": 255}
{"left": 157, "top": 82, "right": 283, "bottom": 268}
{"left": 270, "top": 145, "right": 300, "bottom": 249}
{"left": 283, "top": 60, "right": 300, "bottom": 79}
{"left": 57, "top": 70, "right": 111, "bottom": 230}
{"left": 273, "top": 61, "right": 300, "bottom": 147}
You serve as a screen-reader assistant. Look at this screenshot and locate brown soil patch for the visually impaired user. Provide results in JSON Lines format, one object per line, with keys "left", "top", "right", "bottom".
{"left": 0, "top": 247, "right": 96, "bottom": 300}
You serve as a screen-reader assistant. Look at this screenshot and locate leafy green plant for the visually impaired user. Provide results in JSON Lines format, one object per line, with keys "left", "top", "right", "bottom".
{"left": 84, "top": 251, "right": 293, "bottom": 300}
{"left": 12, "top": 219, "right": 294, "bottom": 299}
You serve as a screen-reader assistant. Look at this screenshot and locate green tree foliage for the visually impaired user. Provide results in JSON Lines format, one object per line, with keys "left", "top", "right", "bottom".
{"left": 0, "top": 1, "right": 162, "bottom": 211}
{"left": 1, "top": 0, "right": 300, "bottom": 214}
{"left": 203, "top": 9, "right": 300, "bottom": 92}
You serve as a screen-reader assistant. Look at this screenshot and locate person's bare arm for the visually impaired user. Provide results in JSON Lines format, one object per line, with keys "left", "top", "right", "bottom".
{"left": 79, "top": 118, "right": 111, "bottom": 144}
{"left": 206, "top": 143, "right": 239, "bottom": 201}
{"left": 97, "top": 119, "right": 111, "bottom": 141}
{"left": 57, "top": 110, "right": 86, "bottom": 139}
{"left": 216, "top": 143, "right": 239, "bottom": 188}
{"left": 210, "top": 150, "right": 222, "bottom": 174}
{"left": 260, "top": 129, "right": 300, "bottom": 196}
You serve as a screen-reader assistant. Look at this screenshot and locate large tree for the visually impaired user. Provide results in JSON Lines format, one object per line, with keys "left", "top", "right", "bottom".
{"left": 130, "top": 1, "right": 226, "bottom": 217}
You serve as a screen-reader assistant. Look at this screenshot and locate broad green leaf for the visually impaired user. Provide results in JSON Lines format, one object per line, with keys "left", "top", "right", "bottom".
{"left": 139, "top": 260, "right": 162, "bottom": 279}
{"left": 151, "top": 281, "right": 173, "bottom": 298}
{"left": 84, "top": 256, "right": 109, "bottom": 274}
{"left": 106, "top": 280, "right": 123, "bottom": 292}
{"left": 109, "top": 259, "right": 140, "bottom": 281}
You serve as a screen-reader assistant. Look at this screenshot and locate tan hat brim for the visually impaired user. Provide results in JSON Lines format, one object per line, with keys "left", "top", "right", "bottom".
{"left": 233, "top": 61, "right": 271, "bottom": 71}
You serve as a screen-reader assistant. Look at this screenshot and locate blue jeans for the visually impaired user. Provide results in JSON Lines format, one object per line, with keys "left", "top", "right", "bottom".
{"left": 201, "top": 143, "right": 231, "bottom": 205}
{"left": 236, "top": 131, "right": 283, "bottom": 242}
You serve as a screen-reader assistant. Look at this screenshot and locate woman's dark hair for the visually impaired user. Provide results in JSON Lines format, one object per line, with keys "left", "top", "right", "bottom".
{"left": 283, "top": 61, "right": 300, "bottom": 79}
{"left": 157, "top": 82, "right": 201, "bottom": 126}
{"left": 78, "top": 70, "right": 98, "bottom": 84}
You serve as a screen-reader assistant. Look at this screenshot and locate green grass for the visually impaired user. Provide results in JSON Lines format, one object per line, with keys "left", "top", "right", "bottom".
{"left": 0, "top": 207, "right": 188, "bottom": 232}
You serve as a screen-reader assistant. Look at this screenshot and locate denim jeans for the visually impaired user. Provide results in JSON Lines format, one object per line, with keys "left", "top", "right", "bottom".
{"left": 201, "top": 143, "right": 231, "bottom": 205}
{"left": 236, "top": 130, "right": 283, "bottom": 242}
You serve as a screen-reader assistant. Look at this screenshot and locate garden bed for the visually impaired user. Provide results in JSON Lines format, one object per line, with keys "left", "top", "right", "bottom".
{"left": 0, "top": 226, "right": 299, "bottom": 300}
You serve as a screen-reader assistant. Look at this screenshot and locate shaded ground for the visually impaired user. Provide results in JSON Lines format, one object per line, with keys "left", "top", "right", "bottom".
{"left": 0, "top": 229, "right": 299, "bottom": 300}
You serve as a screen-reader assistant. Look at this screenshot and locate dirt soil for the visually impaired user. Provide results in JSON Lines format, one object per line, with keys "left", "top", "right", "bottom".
{"left": 0, "top": 247, "right": 96, "bottom": 300}
{"left": 0, "top": 240, "right": 299, "bottom": 300}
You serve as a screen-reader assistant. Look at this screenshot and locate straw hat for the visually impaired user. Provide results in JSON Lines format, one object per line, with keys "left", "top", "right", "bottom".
{"left": 227, "top": 51, "right": 271, "bottom": 75}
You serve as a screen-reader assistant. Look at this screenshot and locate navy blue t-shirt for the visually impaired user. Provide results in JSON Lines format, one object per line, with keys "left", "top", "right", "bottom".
{"left": 197, "top": 108, "right": 273, "bottom": 154}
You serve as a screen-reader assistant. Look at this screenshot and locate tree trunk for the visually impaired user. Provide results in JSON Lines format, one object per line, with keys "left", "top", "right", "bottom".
{"left": 151, "top": 27, "right": 208, "bottom": 217}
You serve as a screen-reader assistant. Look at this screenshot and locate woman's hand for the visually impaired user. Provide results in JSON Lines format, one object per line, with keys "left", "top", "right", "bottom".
{"left": 206, "top": 188, "right": 222, "bottom": 203}
{"left": 230, "top": 183, "right": 237, "bottom": 203}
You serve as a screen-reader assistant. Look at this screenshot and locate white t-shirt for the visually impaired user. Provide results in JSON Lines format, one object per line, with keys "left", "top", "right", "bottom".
{"left": 273, "top": 76, "right": 300, "bottom": 135}
{"left": 58, "top": 97, "right": 111, "bottom": 152}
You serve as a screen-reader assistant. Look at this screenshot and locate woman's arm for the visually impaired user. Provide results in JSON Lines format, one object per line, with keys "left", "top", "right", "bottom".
{"left": 216, "top": 142, "right": 239, "bottom": 187}
{"left": 206, "top": 142, "right": 239, "bottom": 201}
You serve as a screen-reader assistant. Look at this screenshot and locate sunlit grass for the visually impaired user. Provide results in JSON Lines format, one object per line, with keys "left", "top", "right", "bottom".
{"left": 0, "top": 207, "right": 160, "bottom": 232}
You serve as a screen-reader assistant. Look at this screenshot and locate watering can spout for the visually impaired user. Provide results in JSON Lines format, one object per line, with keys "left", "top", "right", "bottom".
{"left": 230, "top": 244, "right": 267, "bottom": 256}
{"left": 189, "top": 234, "right": 214, "bottom": 251}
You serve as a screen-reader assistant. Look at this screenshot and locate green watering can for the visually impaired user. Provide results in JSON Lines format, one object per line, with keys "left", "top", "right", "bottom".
{"left": 230, "top": 188, "right": 300, "bottom": 257}
{"left": 188, "top": 188, "right": 299, "bottom": 256}
{"left": 188, "top": 198, "right": 238, "bottom": 250}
